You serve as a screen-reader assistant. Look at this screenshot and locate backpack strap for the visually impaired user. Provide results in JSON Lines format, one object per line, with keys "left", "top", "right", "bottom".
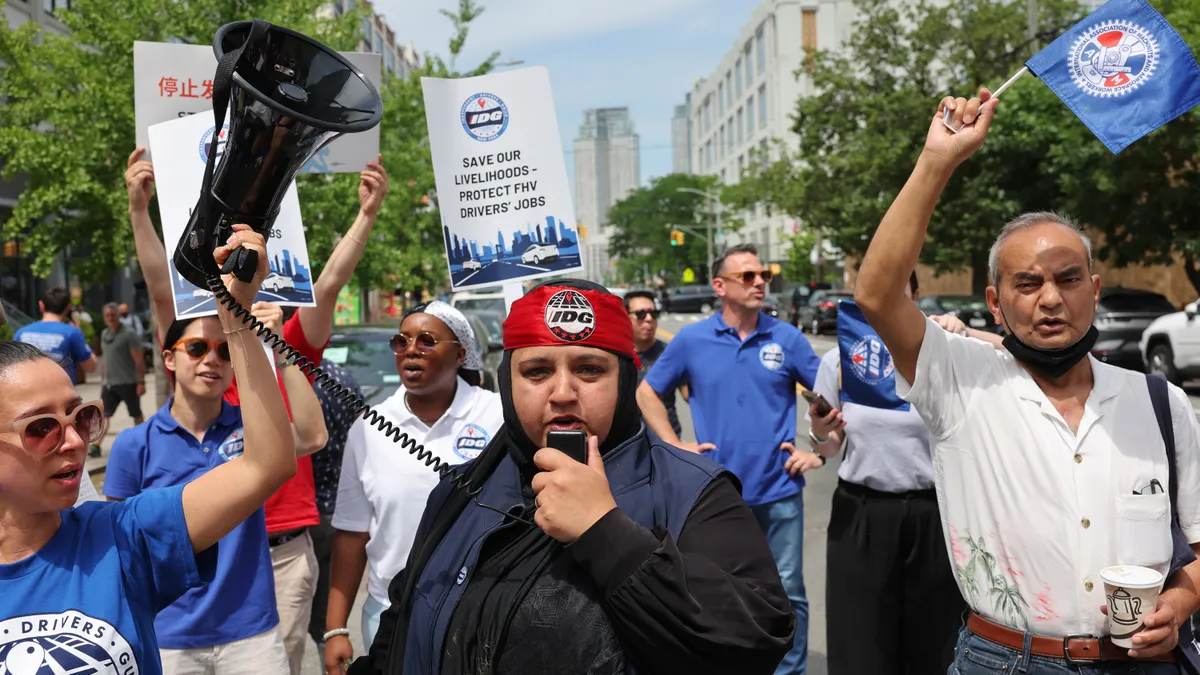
{"left": 1146, "top": 373, "right": 1180, "bottom": 513}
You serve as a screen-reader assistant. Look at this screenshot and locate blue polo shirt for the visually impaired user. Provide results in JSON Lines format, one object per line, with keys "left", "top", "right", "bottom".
{"left": 644, "top": 312, "right": 820, "bottom": 506}
{"left": 104, "top": 400, "right": 279, "bottom": 649}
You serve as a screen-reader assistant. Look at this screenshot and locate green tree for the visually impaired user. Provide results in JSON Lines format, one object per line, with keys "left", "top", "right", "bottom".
{"left": 727, "top": 0, "right": 1088, "bottom": 293}
{"left": 606, "top": 173, "right": 732, "bottom": 285}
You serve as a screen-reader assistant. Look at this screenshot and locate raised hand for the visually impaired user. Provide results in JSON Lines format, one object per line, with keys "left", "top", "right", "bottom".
{"left": 359, "top": 154, "right": 389, "bottom": 218}
{"left": 923, "top": 88, "right": 998, "bottom": 170}
{"left": 214, "top": 224, "right": 269, "bottom": 308}
{"left": 124, "top": 148, "right": 156, "bottom": 215}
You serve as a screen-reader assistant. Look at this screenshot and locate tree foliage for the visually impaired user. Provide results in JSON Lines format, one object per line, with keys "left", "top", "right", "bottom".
{"left": 725, "top": 0, "right": 1149, "bottom": 293}
{"left": 606, "top": 173, "right": 729, "bottom": 285}
{"left": 0, "top": 0, "right": 498, "bottom": 297}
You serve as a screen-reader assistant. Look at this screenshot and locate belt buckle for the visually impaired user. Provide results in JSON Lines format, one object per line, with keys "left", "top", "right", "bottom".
{"left": 1063, "top": 634, "right": 1104, "bottom": 664}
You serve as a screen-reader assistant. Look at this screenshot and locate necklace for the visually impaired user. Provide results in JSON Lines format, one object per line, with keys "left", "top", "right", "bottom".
{"left": 404, "top": 392, "right": 441, "bottom": 426}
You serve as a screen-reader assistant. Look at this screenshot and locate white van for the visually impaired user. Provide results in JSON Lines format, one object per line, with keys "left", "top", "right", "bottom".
{"left": 449, "top": 290, "right": 506, "bottom": 315}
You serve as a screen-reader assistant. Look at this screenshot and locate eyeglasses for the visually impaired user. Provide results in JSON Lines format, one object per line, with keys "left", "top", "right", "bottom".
{"left": 0, "top": 401, "right": 107, "bottom": 455}
{"left": 390, "top": 332, "right": 460, "bottom": 355}
{"left": 629, "top": 309, "right": 660, "bottom": 321}
{"left": 719, "top": 269, "right": 774, "bottom": 285}
{"left": 172, "top": 338, "right": 231, "bottom": 362}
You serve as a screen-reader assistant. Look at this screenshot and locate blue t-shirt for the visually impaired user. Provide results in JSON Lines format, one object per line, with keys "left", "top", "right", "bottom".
{"left": 14, "top": 321, "right": 93, "bottom": 381}
{"left": 104, "top": 400, "right": 279, "bottom": 649}
{"left": 0, "top": 485, "right": 214, "bottom": 675}
{"left": 644, "top": 312, "right": 820, "bottom": 506}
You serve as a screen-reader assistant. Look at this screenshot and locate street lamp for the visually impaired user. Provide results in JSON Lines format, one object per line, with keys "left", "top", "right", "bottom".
{"left": 676, "top": 187, "right": 722, "bottom": 280}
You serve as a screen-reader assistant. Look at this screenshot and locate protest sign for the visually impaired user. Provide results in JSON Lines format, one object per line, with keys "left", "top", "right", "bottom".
{"left": 422, "top": 66, "right": 582, "bottom": 291}
{"left": 134, "top": 41, "right": 381, "bottom": 173}
{"left": 148, "top": 113, "right": 315, "bottom": 319}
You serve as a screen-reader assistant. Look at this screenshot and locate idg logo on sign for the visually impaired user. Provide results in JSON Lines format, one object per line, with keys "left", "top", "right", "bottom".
{"left": 460, "top": 93, "right": 509, "bottom": 142}
{"left": 198, "top": 125, "right": 229, "bottom": 164}
{"left": 453, "top": 423, "right": 491, "bottom": 460}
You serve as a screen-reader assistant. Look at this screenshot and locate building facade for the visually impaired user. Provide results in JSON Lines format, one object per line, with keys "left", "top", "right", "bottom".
{"left": 573, "top": 107, "right": 640, "bottom": 284}
{"left": 671, "top": 95, "right": 692, "bottom": 174}
{"left": 323, "top": 0, "right": 421, "bottom": 76}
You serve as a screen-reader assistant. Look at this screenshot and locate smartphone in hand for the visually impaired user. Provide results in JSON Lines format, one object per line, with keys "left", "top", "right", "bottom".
{"left": 546, "top": 430, "right": 587, "bottom": 464}
{"left": 802, "top": 390, "right": 833, "bottom": 417}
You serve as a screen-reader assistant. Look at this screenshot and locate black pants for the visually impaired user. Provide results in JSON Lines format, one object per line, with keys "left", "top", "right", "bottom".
{"left": 826, "top": 479, "right": 965, "bottom": 675}
{"left": 101, "top": 383, "right": 143, "bottom": 419}
{"left": 308, "top": 512, "right": 335, "bottom": 644}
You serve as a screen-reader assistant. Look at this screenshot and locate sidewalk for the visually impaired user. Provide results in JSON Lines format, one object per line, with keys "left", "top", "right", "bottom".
{"left": 82, "top": 374, "right": 163, "bottom": 477}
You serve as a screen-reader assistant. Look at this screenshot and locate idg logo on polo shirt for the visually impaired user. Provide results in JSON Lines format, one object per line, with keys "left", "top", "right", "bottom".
{"left": 453, "top": 423, "right": 491, "bottom": 460}
{"left": 216, "top": 428, "right": 245, "bottom": 462}
{"left": 0, "top": 611, "right": 138, "bottom": 675}
{"left": 759, "top": 343, "right": 785, "bottom": 371}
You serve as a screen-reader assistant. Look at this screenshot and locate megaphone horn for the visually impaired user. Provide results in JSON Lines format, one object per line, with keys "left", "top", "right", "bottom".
{"left": 172, "top": 19, "right": 384, "bottom": 288}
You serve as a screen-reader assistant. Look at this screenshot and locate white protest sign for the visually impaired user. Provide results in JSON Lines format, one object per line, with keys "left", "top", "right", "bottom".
{"left": 148, "top": 113, "right": 316, "bottom": 319}
{"left": 134, "top": 41, "right": 381, "bottom": 174}
{"left": 422, "top": 66, "right": 582, "bottom": 291}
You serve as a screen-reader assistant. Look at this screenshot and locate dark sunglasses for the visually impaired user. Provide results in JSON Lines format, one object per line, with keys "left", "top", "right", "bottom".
{"left": 720, "top": 269, "right": 774, "bottom": 285}
{"left": 629, "top": 309, "right": 660, "bottom": 321}
{"left": 390, "top": 332, "right": 460, "bottom": 355}
{"left": 1, "top": 401, "right": 107, "bottom": 455}
{"left": 172, "top": 338, "right": 231, "bottom": 362}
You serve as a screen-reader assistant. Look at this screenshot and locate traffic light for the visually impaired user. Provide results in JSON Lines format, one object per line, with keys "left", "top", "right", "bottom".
{"left": 669, "top": 230, "right": 684, "bottom": 246}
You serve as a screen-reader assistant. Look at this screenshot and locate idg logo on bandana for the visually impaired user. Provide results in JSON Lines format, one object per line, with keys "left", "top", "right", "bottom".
{"left": 0, "top": 611, "right": 138, "bottom": 675}
{"left": 453, "top": 423, "right": 491, "bottom": 460}
{"left": 544, "top": 290, "right": 595, "bottom": 342}
{"left": 459, "top": 92, "right": 509, "bottom": 141}
{"left": 1070, "top": 20, "right": 1158, "bottom": 97}
{"left": 849, "top": 336, "right": 894, "bottom": 385}
{"left": 216, "top": 428, "right": 245, "bottom": 462}
{"left": 759, "top": 343, "right": 785, "bottom": 371}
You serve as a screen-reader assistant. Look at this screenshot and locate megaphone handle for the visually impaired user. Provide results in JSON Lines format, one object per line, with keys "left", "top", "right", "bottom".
{"left": 218, "top": 246, "right": 259, "bottom": 283}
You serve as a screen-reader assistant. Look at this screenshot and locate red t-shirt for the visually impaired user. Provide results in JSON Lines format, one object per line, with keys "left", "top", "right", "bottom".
{"left": 221, "top": 313, "right": 322, "bottom": 533}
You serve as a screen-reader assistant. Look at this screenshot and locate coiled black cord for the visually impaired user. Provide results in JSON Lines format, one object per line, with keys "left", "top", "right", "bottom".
{"left": 207, "top": 275, "right": 482, "bottom": 496}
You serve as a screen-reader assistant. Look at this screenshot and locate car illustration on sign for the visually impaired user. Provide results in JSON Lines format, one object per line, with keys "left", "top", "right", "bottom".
{"left": 462, "top": 259, "right": 482, "bottom": 271}
{"left": 521, "top": 244, "right": 560, "bottom": 265}
{"left": 262, "top": 273, "right": 296, "bottom": 293}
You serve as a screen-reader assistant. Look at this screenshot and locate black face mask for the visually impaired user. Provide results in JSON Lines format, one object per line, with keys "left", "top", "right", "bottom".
{"left": 999, "top": 299, "right": 1099, "bottom": 379}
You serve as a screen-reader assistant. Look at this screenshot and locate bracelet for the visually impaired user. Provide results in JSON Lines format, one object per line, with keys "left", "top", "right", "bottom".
{"left": 807, "top": 429, "right": 830, "bottom": 445}
{"left": 222, "top": 325, "right": 254, "bottom": 336}
{"left": 323, "top": 628, "right": 351, "bottom": 641}
{"left": 345, "top": 233, "right": 368, "bottom": 245}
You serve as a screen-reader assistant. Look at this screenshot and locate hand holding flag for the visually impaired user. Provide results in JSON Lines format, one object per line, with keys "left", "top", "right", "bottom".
{"left": 923, "top": 88, "right": 1000, "bottom": 170}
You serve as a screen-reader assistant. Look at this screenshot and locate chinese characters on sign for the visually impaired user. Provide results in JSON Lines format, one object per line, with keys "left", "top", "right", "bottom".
{"left": 157, "top": 77, "right": 215, "bottom": 99}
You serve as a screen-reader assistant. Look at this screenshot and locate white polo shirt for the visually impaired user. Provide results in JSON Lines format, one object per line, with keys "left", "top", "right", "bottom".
{"left": 333, "top": 378, "right": 504, "bottom": 605}
{"left": 897, "top": 317, "right": 1200, "bottom": 638}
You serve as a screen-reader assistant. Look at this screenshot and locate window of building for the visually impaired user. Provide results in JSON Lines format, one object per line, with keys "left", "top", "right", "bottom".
{"left": 725, "top": 72, "right": 732, "bottom": 108}
{"left": 744, "top": 42, "right": 753, "bottom": 85}
{"left": 760, "top": 138, "right": 770, "bottom": 165}
{"left": 44, "top": 0, "right": 70, "bottom": 12}
{"left": 721, "top": 168, "right": 726, "bottom": 183}
{"left": 758, "top": 84, "right": 767, "bottom": 127}
{"left": 756, "top": 24, "right": 766, "bottom": 75}
{"left": 802, "top": 9, "right": 817, "bottom": 53}
{"left": 719, "top": 126, "right": 725, "bottom": 159}
{"left": 386, "top": 49, "right": 395, "bottom": 72}
{"left": 746, "top": 95, "right": 754, "bottom": 135}
{"left": 738, "top": 155, "right": 745, "bottom": 176}
{"left": 374, "top": 33, "right": 383, "bottom": 53}
{"left": 346, "top": 0, "right": 355, "bottom": 9}
{"left": 735, "top": 58, "right": 743, "bottom": 96}
{"left": 706, "top": 141, "right": 713, "bottom": 169}
{"left": 718, "top": 82, "right": 724, "bottom": 116}
{"left": 363, "top": 18, "right": 372, "bottom": 43}
{"left": 737, "top": 108, "right": 744, "bottom": 144}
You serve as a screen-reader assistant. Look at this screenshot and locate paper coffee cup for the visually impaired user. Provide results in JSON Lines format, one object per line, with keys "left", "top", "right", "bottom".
{"left": 1100, "top": 565, "right": 1164, "bottom": 648}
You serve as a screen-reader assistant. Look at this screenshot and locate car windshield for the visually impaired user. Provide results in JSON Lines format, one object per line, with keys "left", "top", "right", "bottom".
{"left": 938, "top": 296, "right": 989, "bottom": 311}
{"left": 454, "top": 297, "right": 506, "bottom": 313}
{"left": 1100, "top": 292, "right": 1176, "bottom": 313}
{"left": 324, "top": 335, "right": 398, "bottom": 388}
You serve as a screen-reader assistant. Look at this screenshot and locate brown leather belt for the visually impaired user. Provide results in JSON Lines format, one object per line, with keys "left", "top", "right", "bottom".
{"left": 967, "top": 613, "right": 1176, "bottom": 663}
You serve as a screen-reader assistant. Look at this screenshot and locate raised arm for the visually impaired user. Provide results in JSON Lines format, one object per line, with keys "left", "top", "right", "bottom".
{"left": 183, "top": 226, "right": 296, "bottom": 552}
{"left": 297, "top": 157, "right": 389, "bottom": 350}
{"left": 854, "top": 89, "right": 997, "bottom": 383}
{"left": 124, "top": 148, "right": 175, "bottom": 336}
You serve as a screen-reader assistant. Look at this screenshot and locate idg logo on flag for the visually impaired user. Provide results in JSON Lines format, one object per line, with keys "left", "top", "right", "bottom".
{"left": 1026, "top": 0, "right": 1200, "bottom": 153}
{"left": 836, "top": 300, "right": 910, "bottom": 412}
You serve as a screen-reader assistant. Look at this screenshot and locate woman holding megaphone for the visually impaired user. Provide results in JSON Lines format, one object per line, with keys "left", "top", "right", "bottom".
{"left": 0, "top": 227, "right": 298, "bottom": 675}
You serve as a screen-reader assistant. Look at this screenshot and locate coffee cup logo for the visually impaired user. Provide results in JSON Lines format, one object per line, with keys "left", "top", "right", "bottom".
{"left": 1107, "top": 587, "right": 1143, "bottom": 627}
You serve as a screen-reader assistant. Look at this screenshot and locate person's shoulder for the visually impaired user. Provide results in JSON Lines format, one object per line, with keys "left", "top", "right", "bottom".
{"left": 764, "top": 314, "right": 803, "bottom": 340}
{"left": 820, "top": 346, "right": 840, "bottom": 367}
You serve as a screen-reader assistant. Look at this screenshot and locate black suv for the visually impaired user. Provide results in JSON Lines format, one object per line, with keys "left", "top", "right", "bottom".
{"left": 1092, "top": 286, "right": 1177, "bottom": 372}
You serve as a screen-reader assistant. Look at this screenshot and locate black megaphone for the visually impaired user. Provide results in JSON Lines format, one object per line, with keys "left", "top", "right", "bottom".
{"left": 172, "top": 19, "right": 383, "bottom": 288}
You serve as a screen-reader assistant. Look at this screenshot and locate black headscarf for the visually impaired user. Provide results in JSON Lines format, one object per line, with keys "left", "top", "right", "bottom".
{"left": 387, "top": 279, "right": 642, "bottom": 675}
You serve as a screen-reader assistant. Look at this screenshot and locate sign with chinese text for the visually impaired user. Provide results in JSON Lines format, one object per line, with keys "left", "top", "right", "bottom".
{"left": 422, "top": 67, "right": 581, "bottom": 291}
{"left": 134, "top": 41, "right": 382, "bottom": 173}
{"left": 148, "top": 113, "right": 316, "bottom": 319}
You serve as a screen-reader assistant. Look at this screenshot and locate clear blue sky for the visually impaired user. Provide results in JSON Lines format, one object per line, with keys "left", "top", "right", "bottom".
{"left": 375, "top": 0, "right": 763, "bottom": 188}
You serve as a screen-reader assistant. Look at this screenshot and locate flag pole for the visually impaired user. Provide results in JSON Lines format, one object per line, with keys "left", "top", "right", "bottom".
{"left": 942, "top": 66, "right": 1030, "bottom": 133}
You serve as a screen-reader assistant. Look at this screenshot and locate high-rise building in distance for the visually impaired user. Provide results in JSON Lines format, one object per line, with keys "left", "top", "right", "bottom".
{"left": 573, "top": 107, "right": 640, "bottom": 284}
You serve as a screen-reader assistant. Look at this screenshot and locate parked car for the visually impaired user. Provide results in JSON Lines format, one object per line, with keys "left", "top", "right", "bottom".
{"left": 664, "top": 285, "right": 719, "bottom": 314}
{"left": 450, "top": 290, "right": 506, "bottom": 314}
{"left": 916, "top": 294, "right": 1001, "bottom": 333}
{"left": 461, "top": 308, "right": 505, "bottom": 391}
{"left": 713, "top": 296, "right": 782, "bottom": 319}
{"left": 795, "top": 290, "right": 854, "bottom": 335}
{"left": 1089, "top": 286, "right": 1176, "bottom": 372}
{"left": 1139, "top": 296, "right": 1200, "bottom": 384}
{"left": 262, "top": 272, "right": 295, "bottom": 293}
{"left": 521, "top": 243, "right": 559, "bottom": 265}
{"left": 462, "top": 258, "right": 482, "bottom": 271}
{"left": 787, "top": 282, "right": 833, "bottom": 326}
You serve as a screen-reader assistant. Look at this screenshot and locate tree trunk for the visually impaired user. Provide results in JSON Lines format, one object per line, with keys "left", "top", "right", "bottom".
{"left": 971, "top": 250, "right": 991, "bottom": 296}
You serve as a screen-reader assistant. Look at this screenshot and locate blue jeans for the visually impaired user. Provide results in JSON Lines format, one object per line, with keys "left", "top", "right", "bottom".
{"left": 749, "top": 491, "right": 808, "bottom": 675}
{"left": 950, "top": 627, "right": 1183, "bottom": 675}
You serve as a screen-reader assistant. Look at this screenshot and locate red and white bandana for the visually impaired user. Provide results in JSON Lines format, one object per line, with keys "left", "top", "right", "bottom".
{"left": 502, "top": 286, "right": 641, "bottom": 368}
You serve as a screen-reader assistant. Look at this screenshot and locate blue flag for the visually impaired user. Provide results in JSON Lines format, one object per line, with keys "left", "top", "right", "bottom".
{"left": 1026, "top": 0, "right": 1200, "bottom": 154}
{"left": 836, "top": 300, "right": 910, "bottom": 412}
